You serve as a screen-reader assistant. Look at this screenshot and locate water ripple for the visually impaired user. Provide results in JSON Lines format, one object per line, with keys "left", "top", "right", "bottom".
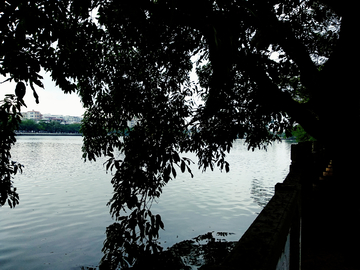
{"left": 1, "top": 137, "right": 292, "bottom": 269}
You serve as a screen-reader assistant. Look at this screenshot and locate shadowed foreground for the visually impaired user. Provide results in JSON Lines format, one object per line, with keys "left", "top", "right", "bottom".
{"left": 302, "top": 174, "right": 360, "bottom": 270}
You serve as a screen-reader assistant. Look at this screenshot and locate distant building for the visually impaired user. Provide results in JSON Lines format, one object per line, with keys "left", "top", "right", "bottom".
{"left": 63, "top": 115, "right": 82, "bottom": 124}
{"left": 22, "top": 111, "right": 83, "bottom": 124}
{"left": 22, "top": 110, "right": 42, "bottom": 121}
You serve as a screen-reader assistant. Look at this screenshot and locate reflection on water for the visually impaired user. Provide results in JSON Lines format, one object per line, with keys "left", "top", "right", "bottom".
{"left": 152, "top": 140, "right": 292, "bottom": 248}
{"left": 0, "top": 137, "right": 292, "bottom": 269}
{"left": 251, "top": 178, "right": 275, "bottom": 210}
{"left": 0, "top": 136, "right": 113, "bottom": 270}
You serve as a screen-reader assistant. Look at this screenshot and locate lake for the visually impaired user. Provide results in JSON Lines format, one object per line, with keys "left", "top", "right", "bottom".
{"left": 0, "top": 136, "right": 293, "bottom": 269}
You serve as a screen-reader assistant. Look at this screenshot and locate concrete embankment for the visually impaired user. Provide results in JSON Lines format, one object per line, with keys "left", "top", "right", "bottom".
{"left": 201, "top": 142, "right": 360, "bottom": 270}
{"left": 16, "top": 132, "right": 82, "bottom": 136}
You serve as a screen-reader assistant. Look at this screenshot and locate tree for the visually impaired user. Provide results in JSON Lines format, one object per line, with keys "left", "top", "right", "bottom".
{"left": 18, "top": 119, "right": 39, "bottom": 132}
{"left": 1, "top": 0, "right": 359, "bottom": 268}
{"left": 0, "top": 94, "right": 23, "bottom": 207}
{"left": 63, "top": 123, "right": 81, "bottom": 133}
{"left": 18, "top": 119, "right": 82, "bottom": 133}
{"left": 289, "top": 125, "right": 316, "bottom": 142}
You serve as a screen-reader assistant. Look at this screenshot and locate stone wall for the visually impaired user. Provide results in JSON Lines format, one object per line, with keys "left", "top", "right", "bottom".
{"left": 201, "top": 142, "right": 328, "bottom": 270}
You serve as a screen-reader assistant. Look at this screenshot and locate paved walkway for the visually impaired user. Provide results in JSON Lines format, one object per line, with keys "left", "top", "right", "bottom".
{"left": 301, "top": 173, "right": 360, "bottom": 269}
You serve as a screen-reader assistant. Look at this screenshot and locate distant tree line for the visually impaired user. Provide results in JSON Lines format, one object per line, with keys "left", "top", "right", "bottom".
{"left": 282, "top": 125, "right": 316, "bottom": 143}
{"left": 17, "top": 119, "right": 81, "bottom": 133}
{"left": 289, "top": 125, "right": 316, "bottom": 142}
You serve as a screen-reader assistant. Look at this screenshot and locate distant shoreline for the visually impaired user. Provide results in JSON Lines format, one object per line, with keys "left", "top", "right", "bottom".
{"left": 16, "top": 132, "right": 82, "bottom": 136}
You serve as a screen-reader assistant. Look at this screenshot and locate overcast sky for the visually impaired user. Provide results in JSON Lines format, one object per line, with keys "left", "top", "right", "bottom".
{"left": 1, "top": 72, "right": 85, "bottom": 117}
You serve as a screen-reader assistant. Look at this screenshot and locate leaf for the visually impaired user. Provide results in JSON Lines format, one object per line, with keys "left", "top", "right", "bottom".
{"left": 156, "top": 214, "right": 164, "bottom": 230}
{"left": 225, "top": 161, "right": 230, "bottom": 173}
{"left": 187, "top": 166, "right": 194, "bottom": 178}
{"left": 1, "top": 78, "right": 12, "bottom": 84}
{"left": 171, "top": 165, "right": 177, "bottom": 178}
{"left": 114, "top": 160, "right": 121, "bottom": 170}
{"left": 180, "top": 160, "right": 185, "bottom": 173}
{"left": 33, "top": 90, "right": 39, "bottom": 104}
{"left": 151, "top": 215, "right": 156, "bottom": 228}
{"left": 182, "top": 157, "right": 194, "bottom": 165}
{"left": 172, "top": 152, "right": 180, "bottom": 163}
{"left": 164, "top": 164, "right": 171, "bottom": 176}
{"left": 33, "top": 78, "right": 44, "bottom": 88}
{"left": 104, "top": 158, "right": 113, "bottom": 171}
{"left": 8, "top": 199, "right": 13, "bottom": 208}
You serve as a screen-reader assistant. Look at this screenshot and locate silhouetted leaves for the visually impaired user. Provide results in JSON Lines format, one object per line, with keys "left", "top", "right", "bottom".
{"left": 129, "top": 231, "right": 236, "bottom": 269}
{"left": 0, "top": 1, "right": 352, "bottom": 268}
{"left": 0, "top": 94, "right": 23, "bottom": 207}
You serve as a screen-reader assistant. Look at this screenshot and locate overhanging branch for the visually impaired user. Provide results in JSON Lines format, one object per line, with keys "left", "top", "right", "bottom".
{"left": 236, "top": 52, "right": 323, "bottom": 139}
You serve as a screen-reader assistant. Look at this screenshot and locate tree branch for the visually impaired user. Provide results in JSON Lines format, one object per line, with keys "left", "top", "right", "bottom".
{"left": 237, "top": 52, "right": 323, "bottom": 139}
{"left": 253, "top": 8, "right": 321, "bottom": 95}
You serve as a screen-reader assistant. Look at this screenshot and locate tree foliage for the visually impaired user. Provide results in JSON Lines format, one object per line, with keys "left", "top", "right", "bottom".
{"left": 0, "top": 94, "right": 23, "bottom": 207}
{"left": 18, "top": 119, "right": 81, "bottom": 133}
{"left": 1, "top": 0, "right": 358, "bottom": 268}
{"left": 289, "top": 125, "right": 316, "bottom": 142}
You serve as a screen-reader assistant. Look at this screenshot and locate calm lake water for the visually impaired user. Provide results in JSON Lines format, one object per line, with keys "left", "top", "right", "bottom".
{"left": 0, "top": 136, "right": 293, "bottom": 269}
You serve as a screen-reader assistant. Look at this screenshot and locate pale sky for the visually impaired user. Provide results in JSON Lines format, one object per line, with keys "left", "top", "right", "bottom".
{"left": 0, "top": 53, "right": 205, "bottom": 118}
{"left": 0, "top": 71, "right": 85, "bottom": 117}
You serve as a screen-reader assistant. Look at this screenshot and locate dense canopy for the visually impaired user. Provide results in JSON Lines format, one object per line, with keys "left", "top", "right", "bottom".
{"left": 1, "top": 0, "right": 358, "bottom": 268}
